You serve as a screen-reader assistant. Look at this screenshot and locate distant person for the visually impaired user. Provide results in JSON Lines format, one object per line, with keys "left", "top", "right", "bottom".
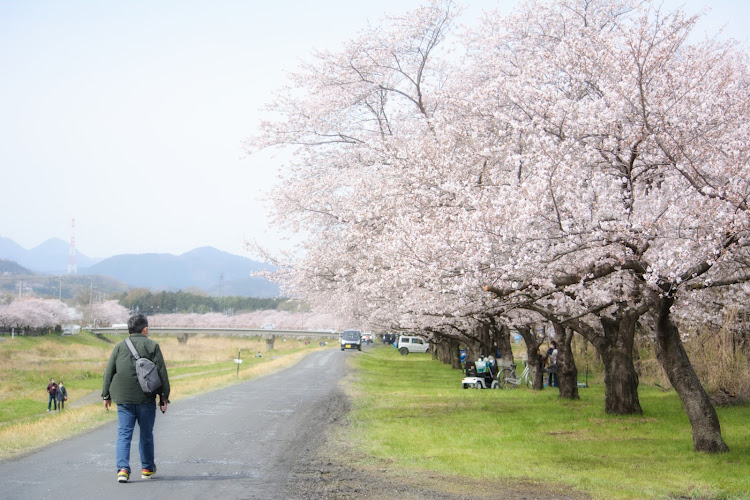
{"left": 46, "top": 378, "right": 58, "bottom": 411}
{"left": 102, "top": 314, "right": 170, "bottom": 483}
{"left": 55, "top": 380, "right": 68, "bottom": 410}
{"left": 536, "top": 347, "right": 546, "bottom": 388}
{"left": 546, "top": 341, "right": 559, "bottom": 387}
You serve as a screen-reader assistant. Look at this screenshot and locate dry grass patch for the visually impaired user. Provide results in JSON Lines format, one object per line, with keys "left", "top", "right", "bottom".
{"left": 170, "top": 346, "right": 330, "bottom": 399}
{"left": 0, "top": 336, "right": 330, "bottom": 460}
{"left": 156, "top": 334, "right": 318, "bottom": 364}
{"left": 0, "top": 332, "right": 333, "bottom": 460}
{"left": 0, "top": 405, "right": 115, "bottom": 461}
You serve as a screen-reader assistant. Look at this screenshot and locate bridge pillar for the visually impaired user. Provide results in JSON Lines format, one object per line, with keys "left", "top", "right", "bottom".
{"left": 265, "top": 335, "right": 276, "bottom": 351}
{"left": 176, "top": 332, "right": 191, "bottom": 345}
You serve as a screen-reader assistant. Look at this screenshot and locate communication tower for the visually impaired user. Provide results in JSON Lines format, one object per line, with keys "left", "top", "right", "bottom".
{"left": 67, "top": 218, "right": 78, "bottom": 275}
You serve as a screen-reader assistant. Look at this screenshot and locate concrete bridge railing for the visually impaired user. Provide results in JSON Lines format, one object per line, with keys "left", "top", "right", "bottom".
{"left": 90, "top": 326, "right": 338, "bottom": 339}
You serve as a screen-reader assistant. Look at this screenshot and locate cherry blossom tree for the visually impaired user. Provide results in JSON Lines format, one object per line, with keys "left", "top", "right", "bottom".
{"left": 148, "top": 310, "right": 348, "bottom": 331}
{"left": 466, "top": 0, "right": 749, "bottom": 451}
{"left": 248, "top": 0, "right": 749, "bottom": 453}
{"left": 86, "top": 300, "right": 129, "bottom": 327}
{"left": 0, "top": 298, "right": 70, "bottom": 333}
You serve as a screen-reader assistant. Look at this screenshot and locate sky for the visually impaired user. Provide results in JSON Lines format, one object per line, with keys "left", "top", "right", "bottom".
{"left": 1, "top": 0, "right": 748, "bottom": 260}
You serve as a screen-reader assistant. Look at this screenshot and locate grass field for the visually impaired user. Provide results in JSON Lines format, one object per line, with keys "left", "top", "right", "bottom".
{"left": 0, "top": 330, "right": 332, "bottom": 459}
{"left": 347, "top": 346, "right": 750, "bottom": 500}
{"left": 2, "top": 333, "right": 747, "bottom": 499}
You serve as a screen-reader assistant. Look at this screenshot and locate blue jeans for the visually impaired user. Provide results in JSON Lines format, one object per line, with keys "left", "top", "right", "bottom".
{"left": 48, "top": 394, "right": 57, "bottom": 410}
{"left": 116, "top": 401, "right": 156, "bottom": 472}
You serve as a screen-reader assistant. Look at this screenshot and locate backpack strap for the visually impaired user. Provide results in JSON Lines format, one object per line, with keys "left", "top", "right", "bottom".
{"left": 124, "top": 337, "right": 141, "bottom": 360}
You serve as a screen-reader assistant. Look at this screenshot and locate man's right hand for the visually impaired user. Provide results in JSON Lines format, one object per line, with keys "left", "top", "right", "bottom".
{"left": 103, "top": 399, "right": 112, "bottom": 411}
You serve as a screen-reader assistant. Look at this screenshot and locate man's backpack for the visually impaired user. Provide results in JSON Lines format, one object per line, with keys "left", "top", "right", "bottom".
{"left": 124, "top": 337, "right": 163, "bottom": 395}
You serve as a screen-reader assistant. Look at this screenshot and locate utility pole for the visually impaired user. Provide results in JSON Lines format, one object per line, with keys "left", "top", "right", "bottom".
{"left": 219, "top": 273, "right": 224, "bottom": 313}
{"left": 67, "top": 218, "right": 77, "bottom": 275}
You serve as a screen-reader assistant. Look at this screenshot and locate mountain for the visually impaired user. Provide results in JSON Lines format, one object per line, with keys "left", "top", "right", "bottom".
{"left": 0, "top": 237, "right": 279, "bottom": 298}
{"left": 0, "top": 259, "right": 128, "bottom": 299}
{"left": 0, "top": 238, "right": 27, "bottom": 265}
{"left": 0, "top": 259, "right": 33, "bottom": 276}
{"left": 80, "top": 246, "right": 279, "bottom": 298}
{"left": 0, "top": 237, "right": 100, "bottom": 273}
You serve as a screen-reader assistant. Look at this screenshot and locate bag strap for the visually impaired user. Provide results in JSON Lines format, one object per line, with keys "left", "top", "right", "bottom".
{"left": 124, "top": 337, "right": 141, "bottom": 360}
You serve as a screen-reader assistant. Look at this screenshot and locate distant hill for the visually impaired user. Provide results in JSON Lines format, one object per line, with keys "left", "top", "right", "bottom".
{"left": 0, "top": 237, "right": 279, "bottom": 298}
{"left": 0, "top": 259, "right": 33, "bottom": 276}
{"left": 0, "top": 259, "right": 128, "bottom": 299}
{"left": 80, "top": 246, "right": 279, "bottom": 298}
{"left": 0, "top": 237, "right": 99, "bottom": 273}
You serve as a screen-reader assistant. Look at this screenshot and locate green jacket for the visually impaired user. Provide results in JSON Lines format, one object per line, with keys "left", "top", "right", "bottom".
{"left": 101, "top": 333, "right": 170, "bottom": 404}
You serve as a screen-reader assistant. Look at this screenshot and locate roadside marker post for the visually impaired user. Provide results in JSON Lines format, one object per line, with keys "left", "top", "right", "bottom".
{"left": 234, "top": 349, "right": 243, "bottom": 376}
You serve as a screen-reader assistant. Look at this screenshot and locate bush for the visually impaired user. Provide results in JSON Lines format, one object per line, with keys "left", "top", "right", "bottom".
{"left": 634, "top": 312, "right": 750, "bottom": 405}
{"left": 685, "top": 319, "right": 750, "bottom": 405}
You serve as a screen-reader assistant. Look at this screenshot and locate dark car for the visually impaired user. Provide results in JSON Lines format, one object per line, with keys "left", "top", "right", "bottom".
{"left": 340, "top": 329, "right": 362, "bottom": 351}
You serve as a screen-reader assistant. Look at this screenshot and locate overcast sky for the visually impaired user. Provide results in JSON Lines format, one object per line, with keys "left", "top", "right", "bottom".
{"left": 1, "top": 0, "right": 747, "bottom": 260}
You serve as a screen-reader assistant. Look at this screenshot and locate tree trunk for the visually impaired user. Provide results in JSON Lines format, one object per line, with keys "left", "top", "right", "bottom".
{"left": 517, "top": 326, "right": 544, "bottom": 390}
{"left": 553, "top": 323, "right": 579, "bottom": 400}
{"left": 654, "top": 297, "right": 729, "bottom": 453}
{"left": 599, "top": 315, "right": 642, "bottom": 415}
{"left": 493, "top": 323, "right": 514, "bottom": 361}
{"left": 464, "top": 338, "right": 481, "bottom": 364}
{"left": 435, "top": 338, "right": 462, "bottom": 370}
{"left": 451, "top": 341, "right": 462, "bottom": 370}
{"left": 474, "top": 322, "right": 492, "bottom": 356}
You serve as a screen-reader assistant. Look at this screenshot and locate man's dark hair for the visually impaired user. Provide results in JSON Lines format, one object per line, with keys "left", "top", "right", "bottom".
{"left": 128, "top": 314, "right": 149, "bottom": 334}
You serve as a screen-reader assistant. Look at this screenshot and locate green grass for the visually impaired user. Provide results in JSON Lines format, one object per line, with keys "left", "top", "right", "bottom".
{"left": 0, "top": 331, "right": 116, "bottom": 423}
{"left": 348, "top": 346, "right": 750, "bottom": 500}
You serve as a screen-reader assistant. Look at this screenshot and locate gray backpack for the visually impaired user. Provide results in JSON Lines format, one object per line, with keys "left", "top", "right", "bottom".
{"left": 124, "top": 337, "right": 163, "bottom": 395}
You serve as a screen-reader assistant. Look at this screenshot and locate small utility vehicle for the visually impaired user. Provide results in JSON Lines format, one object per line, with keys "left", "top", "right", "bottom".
{"left": 461, "top": 357, "right": 499, "bottom": 389}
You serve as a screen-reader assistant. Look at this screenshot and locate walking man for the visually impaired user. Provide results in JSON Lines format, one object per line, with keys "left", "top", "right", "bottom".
{"left": 46, "top": 378, "right": 58, "bottom": 411}
{"left": 102, "top": 314, "right": 170, "bottom": 483}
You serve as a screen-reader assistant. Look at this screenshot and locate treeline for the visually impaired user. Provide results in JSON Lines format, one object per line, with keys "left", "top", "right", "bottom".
{"left": 116, "top": 289, "right": 288, "bottom": 315}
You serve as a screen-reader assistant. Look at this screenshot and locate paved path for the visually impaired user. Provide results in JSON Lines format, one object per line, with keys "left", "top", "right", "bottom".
{"left": 67, "top": 366, "right": 240, "bottom": 410}
{"left": 0, "top": 348, "right": 349, "bottom": 500}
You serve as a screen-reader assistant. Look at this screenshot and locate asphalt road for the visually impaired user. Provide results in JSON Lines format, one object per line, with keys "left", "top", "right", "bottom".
{"left": 0, "top": 348, "right": 350, "bottom": 500}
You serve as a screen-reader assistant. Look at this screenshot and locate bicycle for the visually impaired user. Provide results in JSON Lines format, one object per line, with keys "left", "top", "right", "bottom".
{"left": 498, "top": 360, "right": 534, "bottom": 389}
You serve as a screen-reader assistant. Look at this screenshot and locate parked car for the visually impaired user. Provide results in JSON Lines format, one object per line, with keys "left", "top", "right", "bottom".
{"left": 61, "top": 324, "right": 81, "bottom": 335}
{"left": 340, "top": 329, "right": 362, "bottom": 351}
{"left": 261, "top": 323, "right": 275, "bottom": 330}
{"left": 396, "top": 335, "right": 429, "bottom": 355}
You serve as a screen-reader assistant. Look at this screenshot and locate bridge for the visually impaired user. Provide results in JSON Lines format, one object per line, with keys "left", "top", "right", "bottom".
{"left": 91, "top": 326, "right": 339, "bottom": 339}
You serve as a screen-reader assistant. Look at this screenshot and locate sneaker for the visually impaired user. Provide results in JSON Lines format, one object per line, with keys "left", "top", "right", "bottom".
{"left": 141, "top": 466, "right": 156, "bottom": 479}
{"left": 117, "top": 469, "right": 130, "bottom": 483}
